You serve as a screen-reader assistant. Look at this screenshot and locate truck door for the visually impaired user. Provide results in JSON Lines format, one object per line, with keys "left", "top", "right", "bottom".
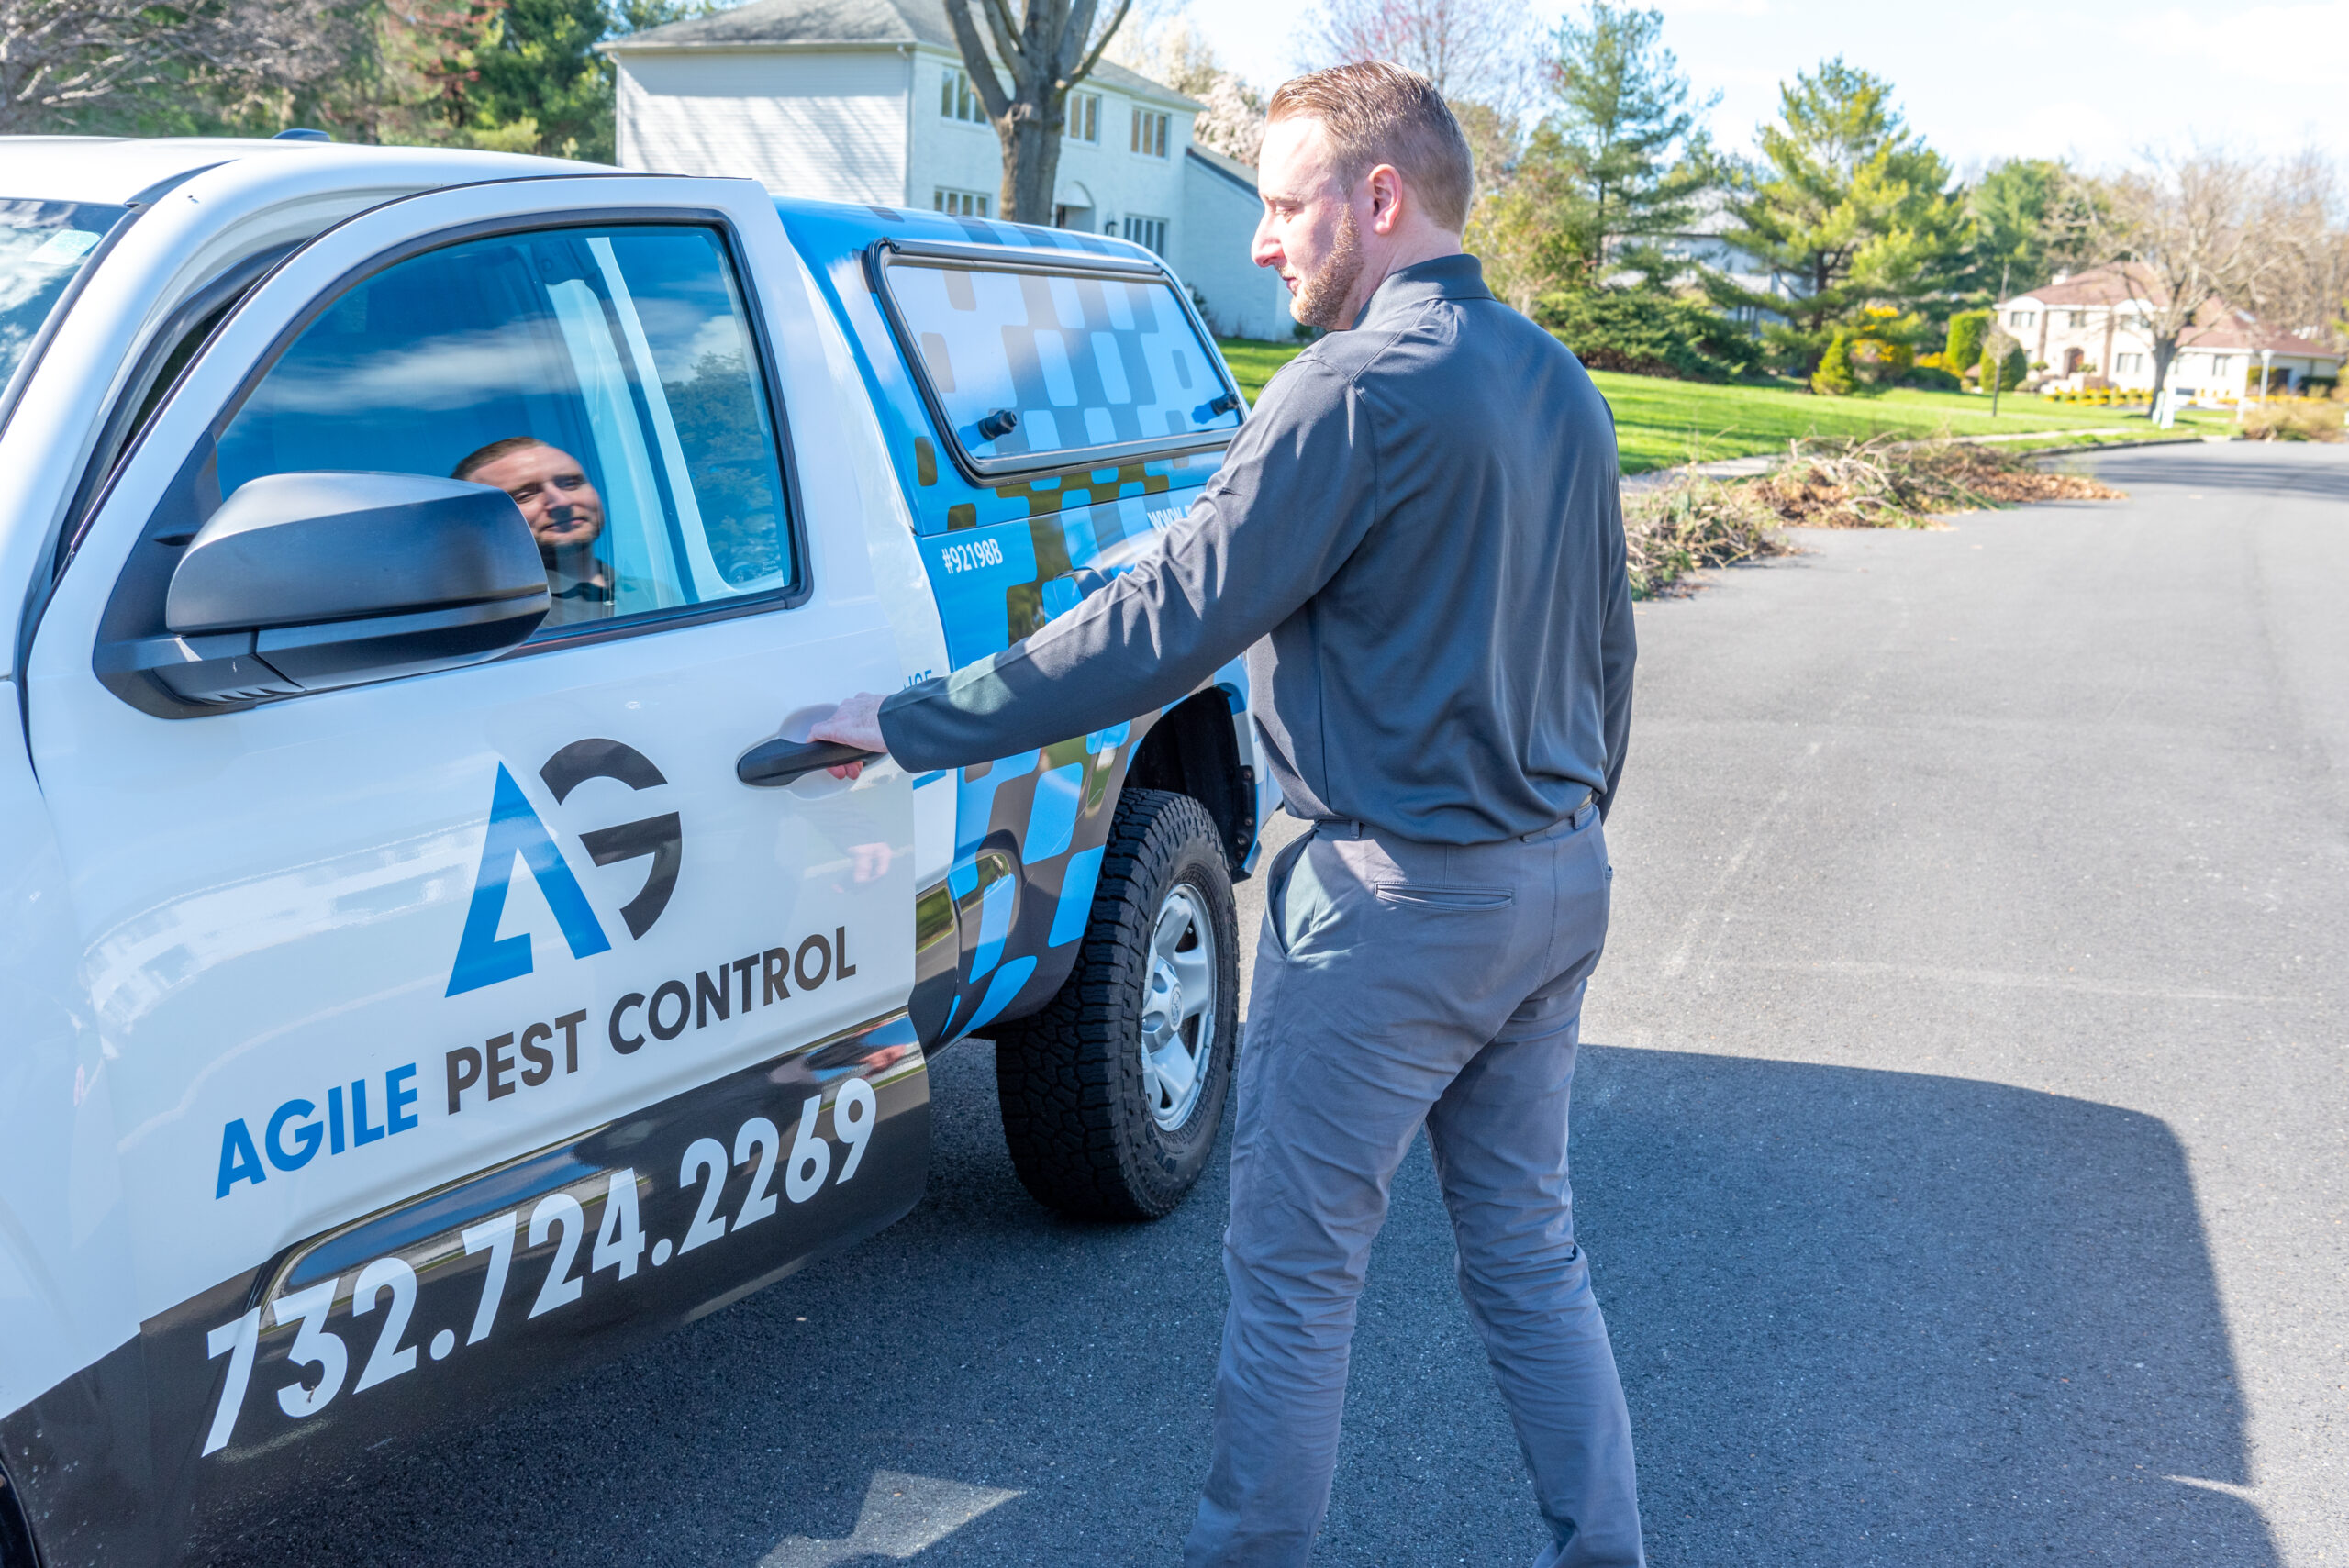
{"left": 16, "top": 176, "right": 921, "bottom": 1546}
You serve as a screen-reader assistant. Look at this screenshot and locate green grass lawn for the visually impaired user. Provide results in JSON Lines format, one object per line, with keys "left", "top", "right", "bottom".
{"left": 1215, "top": 338, "right": 2227, "bottom": 474}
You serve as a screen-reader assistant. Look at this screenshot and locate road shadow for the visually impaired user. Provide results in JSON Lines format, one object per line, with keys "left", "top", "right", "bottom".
{"left": 201, "top": 1042, "right": 2276, "bottom": 1567}
{"left": 2086, "top": 443, "right": 2349, "bottom": 500}
{"left": 1526, "top": 1046, "right": 2277, "bottom": 1567}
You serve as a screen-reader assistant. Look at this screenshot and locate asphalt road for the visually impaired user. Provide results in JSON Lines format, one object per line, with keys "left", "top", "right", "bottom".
{"left": 210, "top": 439, "right": 2346, "bottom": 1567}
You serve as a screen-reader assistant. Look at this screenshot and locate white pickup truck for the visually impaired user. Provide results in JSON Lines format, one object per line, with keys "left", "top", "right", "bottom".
{"left": 0, "top": 135, "right": 1273, "bottom": 1566}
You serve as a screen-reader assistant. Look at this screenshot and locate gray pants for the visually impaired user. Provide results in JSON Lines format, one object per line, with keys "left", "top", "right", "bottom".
{"left": 1183, "top": 802, "right": 1642, "bottom": 1568}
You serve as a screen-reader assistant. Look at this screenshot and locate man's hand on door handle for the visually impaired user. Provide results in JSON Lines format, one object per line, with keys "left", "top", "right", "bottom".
{"left": 809, "top": 693, "right": 888, "bottom": 778}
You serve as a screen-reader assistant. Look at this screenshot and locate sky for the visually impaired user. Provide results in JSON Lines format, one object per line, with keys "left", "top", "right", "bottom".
{"left": 1175, "top": 0, "right": 2349, "bottom": 172}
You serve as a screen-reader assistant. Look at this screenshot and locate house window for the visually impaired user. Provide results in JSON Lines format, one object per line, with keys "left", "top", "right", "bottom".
{"left": 1122, "top": 215, "right": 1167, "bottom": 254}
{"left": 941, "top": 69, "right": 985, "bottom": 123}
{"left": 2115, "top": 352, "right": 2143, "bottom": 374}
{"left": 2009, "top": 310, "right": 2036, "bottom": 328}
{"left": 2065, "top": 310, "right": 2087, "bottom": 328}
{"left": 1064, "top": 91, "right": 1099, "bottom": 142}
{"left": 1131, "top": 107, "right": 1169, "bottom": 158}
{"left": 934, "top": 187, "right": 990, "bottom": 217}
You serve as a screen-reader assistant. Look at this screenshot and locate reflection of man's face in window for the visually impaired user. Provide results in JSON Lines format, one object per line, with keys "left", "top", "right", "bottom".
{"left": 467, "top": 442, "right": 606, "bottom": 563}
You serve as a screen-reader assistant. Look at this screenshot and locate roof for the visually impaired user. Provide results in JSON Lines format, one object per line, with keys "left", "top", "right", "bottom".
{"left": 0, "top": 136, "right": 592, "bottom": 206}
{"left": 1185, "top": 143, "right": 1256, "bottom": 195}
{"left": 607, "top": 0, "right": 1200, "bottom": 109}
{"left": 2010, "top": 261, "right": 2163, "bottom": 309}
{"left": 2005, "top": 261, "right": 2343, "bottom": 362}
{"left": 2177, "top": 313, "right": 2343, "bottom": 360}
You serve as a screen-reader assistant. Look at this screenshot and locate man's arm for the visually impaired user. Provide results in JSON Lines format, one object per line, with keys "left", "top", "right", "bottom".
{"left": 1595, "top": 446, "right": 1636, "bottom": 820}
{"left": 820, "top": 358, "right": 1381, "bottom": 774}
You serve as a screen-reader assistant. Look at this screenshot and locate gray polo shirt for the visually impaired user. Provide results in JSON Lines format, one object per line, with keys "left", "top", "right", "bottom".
{"left": 879, "top": 252, "right": 1635, "bottom": 846}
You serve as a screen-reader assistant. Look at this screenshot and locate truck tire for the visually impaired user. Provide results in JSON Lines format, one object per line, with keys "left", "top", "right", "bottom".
{"left": 992, "top": 788, "right": 1239, "bottom": 1219}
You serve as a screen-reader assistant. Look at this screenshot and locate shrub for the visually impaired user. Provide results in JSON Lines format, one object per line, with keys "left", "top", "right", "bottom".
{"left": 1843, "top": 306, "right": 1921, "bottom": 386}
{"left": 1904, "top": 363, "right": 1964, "bottom": 391}
{"left": 2243, "top": 401, "right": 2347, "bottom": 442}
{"left": 1945, "top": 311, "right": 1991, "bottom": 378}
{"left": 1976, "top": 332, "right": 2028, "bottom": 393}
{"left": 1534, "top": 288, "right": 1761, "bottom": 381}
{"left": 1811, "top": 330, "right": 1857, "bottom": 395}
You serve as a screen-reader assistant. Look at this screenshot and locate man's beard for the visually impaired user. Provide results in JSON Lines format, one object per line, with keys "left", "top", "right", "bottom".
{"left": 1291, "top": 207, "right": 1364, "bottom": 330}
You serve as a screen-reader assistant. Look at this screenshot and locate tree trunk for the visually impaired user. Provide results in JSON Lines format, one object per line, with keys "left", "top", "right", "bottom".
{"left": 996, "top": 91, "right": 1063, "bottom": 225}
{"left": 2149, "top": 338, "right": 2177, "bottom": 406}
{"left": 941, "top": 0, "right": 1130, "bottom": 230}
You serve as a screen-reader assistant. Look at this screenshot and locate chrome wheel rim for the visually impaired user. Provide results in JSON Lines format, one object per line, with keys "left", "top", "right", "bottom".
{"left": 1140, "top": 881, "right": 1217, "bottom": 1131}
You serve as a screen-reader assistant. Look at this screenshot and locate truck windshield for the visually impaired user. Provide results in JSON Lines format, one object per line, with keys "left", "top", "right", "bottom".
{"left": 0, "top": 199, "right": 129, "bottom": 390}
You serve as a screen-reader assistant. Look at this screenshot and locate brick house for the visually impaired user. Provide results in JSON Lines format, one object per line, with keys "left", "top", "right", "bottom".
{"left": 1996, "top": 262, "right": 2343, "bottom": 396}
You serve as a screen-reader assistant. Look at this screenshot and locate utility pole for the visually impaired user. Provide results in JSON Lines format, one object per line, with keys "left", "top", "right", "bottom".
{"left": 1988, "top": 256, "right": 2011, "bottom": 419}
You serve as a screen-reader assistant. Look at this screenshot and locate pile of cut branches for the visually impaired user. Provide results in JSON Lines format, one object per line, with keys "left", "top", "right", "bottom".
{"left": 1744, "top": 438, "right": 2123, "bottom": 529}
{"left": 1624, "top": 437, "right": 2126, "bottom": 597}
{"left": 1904, "top": 440, "right": 2132, "bottom": 506}
{"left": 1622, "top": 474, "right": 1793, "bottom": 598}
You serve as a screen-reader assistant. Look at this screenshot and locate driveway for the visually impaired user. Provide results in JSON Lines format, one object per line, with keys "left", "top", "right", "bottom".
{"left": 210, "top": 440, "right": 2346, "bottom": 1566}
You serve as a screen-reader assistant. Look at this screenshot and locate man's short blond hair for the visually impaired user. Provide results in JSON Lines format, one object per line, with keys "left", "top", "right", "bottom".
{"left": 1266, "top": 61, "right": 1475, "bottom": 233}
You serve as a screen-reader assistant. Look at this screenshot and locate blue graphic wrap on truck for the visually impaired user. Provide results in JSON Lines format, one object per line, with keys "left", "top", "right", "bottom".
{"left": 776, "top": 200, "right": 1260, "bottom": 1043}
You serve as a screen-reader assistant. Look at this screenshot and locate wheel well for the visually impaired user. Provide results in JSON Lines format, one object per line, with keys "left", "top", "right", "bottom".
{"left": 1124, "top": 688, "right": 1254, "bottom": 875}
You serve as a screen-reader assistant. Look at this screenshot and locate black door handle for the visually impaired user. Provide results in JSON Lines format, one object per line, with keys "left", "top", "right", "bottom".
{"left": 737, "top": 737, "right": 883, "bottom": 786}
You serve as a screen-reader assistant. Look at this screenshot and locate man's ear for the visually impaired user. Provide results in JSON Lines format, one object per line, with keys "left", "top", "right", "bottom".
{"left": 1365, "top": 163, "right": 1405, "bottom": 235}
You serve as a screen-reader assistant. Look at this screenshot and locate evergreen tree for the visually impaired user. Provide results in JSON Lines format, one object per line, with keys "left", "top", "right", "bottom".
{"left": 1467, "top": 122, "right": 1594, "bottom": 309}
{"left": 1711, "top": 59, "right": 1965, "bottom": 376}
{"left": 1544, "top": 1, "right": 1716, "bottom": 287}
{"left": 1955, "top": 157, "right": 2105, "bottom": 304}
{"left": 1809, "top": 328, "right": 1855, "bottom": 395}
{"left": 1466, "top": 4, "right": 1719, "bottom": 307}
{"left": 456, "top": 0, "right": 614, "bottom": 157}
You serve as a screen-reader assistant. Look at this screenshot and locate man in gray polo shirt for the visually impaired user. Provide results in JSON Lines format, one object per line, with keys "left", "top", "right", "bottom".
{"left": 816, "top": 61, "right": 1642, "bottom": 1568}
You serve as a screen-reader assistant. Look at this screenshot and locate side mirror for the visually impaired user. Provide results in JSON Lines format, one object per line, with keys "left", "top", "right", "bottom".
{"left": 130, "top": 472, "right": 551, "bottom": 706}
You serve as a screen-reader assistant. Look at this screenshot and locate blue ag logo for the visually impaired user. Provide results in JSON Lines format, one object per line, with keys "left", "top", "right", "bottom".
{"left": 446, "top": 740, "right": 682, "bottom": 997}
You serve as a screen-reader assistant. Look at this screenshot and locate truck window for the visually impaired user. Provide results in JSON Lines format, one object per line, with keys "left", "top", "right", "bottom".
{"left": 0, "top": 199, "right": 129, "bottom": 394}
{"left": 876, "top": 247, "right": 1242, "bottom": 481}
{"left": 216, "top": 225, "right": 795, "bottom": 633}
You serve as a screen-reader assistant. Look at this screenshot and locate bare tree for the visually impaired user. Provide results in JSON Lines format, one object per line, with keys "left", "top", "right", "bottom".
{"left": 943, "top": 0, "right": 1133, "bottom": 225}
{"left": 2243, "top": 149, "right": 2349, "bottom": 349}
{"left": 1296, "top": 0, "right": 1536, "bottom": 116}
{"left": 1109, "top": 15, "right": 1264, "bottom": 162}
{"left": 2104, "top": 146, "right": 2280, "bottom": 405}
{"left": 0, "top": 0, "right": 351, "bottom": 133}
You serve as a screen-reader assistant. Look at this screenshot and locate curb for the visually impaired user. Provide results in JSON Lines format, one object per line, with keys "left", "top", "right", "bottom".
{"left": 1620, "top": 431, "right": 2232, "bottom": 494}
{"left": 2021, "top": 434, "right": 2231, "bottom": 459}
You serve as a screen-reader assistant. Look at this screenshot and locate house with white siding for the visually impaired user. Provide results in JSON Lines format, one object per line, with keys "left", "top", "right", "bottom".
{"left": 602, "top": 0, "right": 1294, "bottom": 339}
{"left": 1997, "top": 262, "right": 2343, "bottom": 398}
